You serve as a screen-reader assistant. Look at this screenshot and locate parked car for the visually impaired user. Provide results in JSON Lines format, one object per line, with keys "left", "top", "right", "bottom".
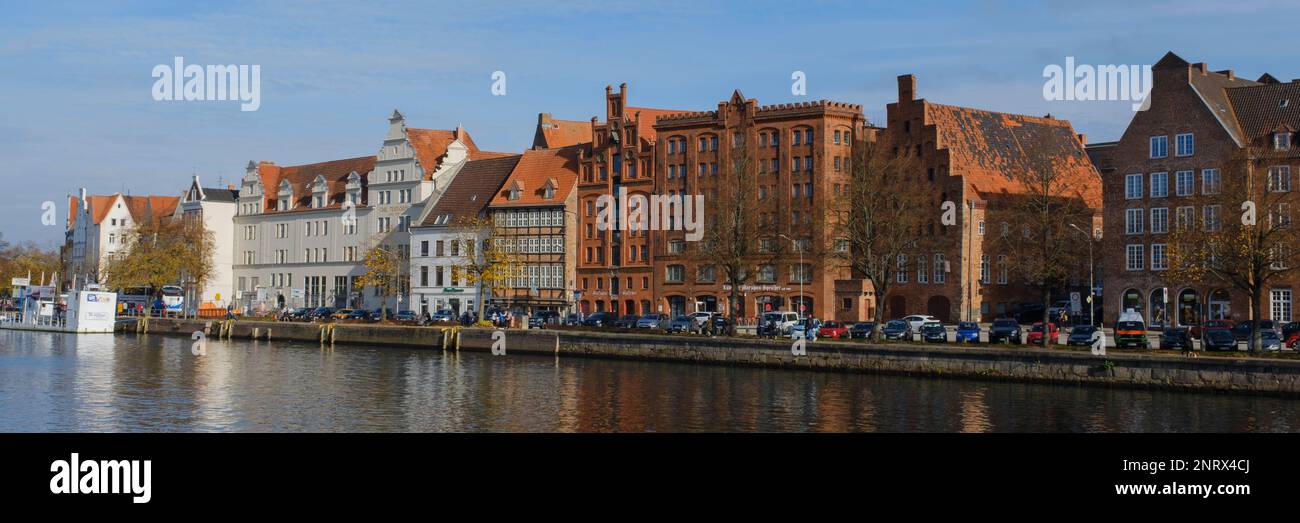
{"left": 954, "top": 322, "right": 981, "bottom": 343}
{"left": 344, "top": 309, "right": 373, "bottom": 321}
{"left": 881, "top": 320, "right": 910, "bottom": 340}
{"left": 372, "top": 308, "right": 397, "bottom": 320}
{"left": 760, "top": 311, "right": 800, "bottom": 335}
{"left": 688, "top": 311, "right": 714, "bottom": 327}
{"left": 529, "top": 311, "right": 560, "bottom": 329}
{"left": 564, "top": 313, "right": 582, "bottom": 326}
{"left": 332, "top": 308, "right": 355, "bottom": 320}
{"left": 583, "top": 312, "right": 613, "bottom": 327}
{"left": 1160, "top": 327, "right": 1192, "bottom": 351}
{"left": 1190, "top": 319, "right": 1233, "bottom": 339}
{"left": 612, "top": 314, "right": 640, "bottom": 329}
{"left": 393, "top": 310, "right": 417, "bottom": 322}
{"left": 431, "top": 309, "right": 456, "bottom": 322}
{"left": 1258, "top": 330, "right": 1283, "bottom": 351}
{"left": 667, "top": 316, "right": 695, "bottom": 333}
{"left": 1283, "top": 321, "right": 1300, "bottom": 340}
{"left": 790, "top": 318, "right": 822, "bottom": 340}
{"left": 1202, "top": 328, "right": 1238, "bottom": 352}
{"left": 920, "top": 322, "right": 947, "bottom": 343}
{"left": 1232, "top": 320, "right": 1279, "bottom": 341}
{"left": 1115, "top": 311, "right": 1150, "bottom": 349}
{"left": 289, "top": 307, "right": 313, "bottom": 321}
{"left": 310, "top": 307, "right": 336, "bottom": 322}
{"left": 1026, "top": 322, "right": 1060, "bottom": 345}
{"left": 1067, "top": 325, "right": 1102, "bottom": 347}
{"left": 902, "top": 315, "right": 937, "bottom": 333}
{"left": 637, "top": 313, "right": 668, "bottom": 329}
{"left": 989, "top": 318, "right": 1022, "bottom": 344}
{"left": 817, "top": 321, "right": 849, "bottom": 339}
{"left": 709, "top": 313, "right": 731, "bottom": 332}
{"left": 848, "top": 322, "right": 876, "bottom": 339}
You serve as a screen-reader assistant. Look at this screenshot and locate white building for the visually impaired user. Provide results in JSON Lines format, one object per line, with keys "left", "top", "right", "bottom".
{"left": 409, "top": 155, "right": 521, "bottom": 317}
{"left": 63, "top": 189, "right": 180, "bottom": 291}
{"left": 177, "top": 176, "right": 239, "bottom": 312}
{"left": 232, "top": 110, "right": 508, "bottom": 314}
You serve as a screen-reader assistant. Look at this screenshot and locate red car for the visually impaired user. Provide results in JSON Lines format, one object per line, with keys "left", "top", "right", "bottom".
{"left": 818, "top": 321, "right": 849, "bottom": 339}
{"left": 1287, "top": 330, "right": 1300, "bottom": 350}
{"left": 1190, "top": 319, "right": 1233, "bottom": 339}
{"left": 1026, "top": 322, "right": 1060, "bottom": 345}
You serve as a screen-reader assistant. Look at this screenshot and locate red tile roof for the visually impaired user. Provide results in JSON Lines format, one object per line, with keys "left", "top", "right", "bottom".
{"left": 490, "top": 145, "right": 583, "bottom": 207}
{"left": 257, "top": 156, "right": 377, "bottom": 213}
{"left": 925, "top": 103, "right": 1102, "bottom": 208}
{"left": 533, "top": 113, "right": 593, "bottom": 149}
{"left": 420, "top": 155, "right": 522, "bottom": 227}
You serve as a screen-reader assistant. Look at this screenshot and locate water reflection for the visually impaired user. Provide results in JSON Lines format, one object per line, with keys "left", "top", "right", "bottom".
{"left": 0, "top": 330, "right": 1296, "bottom": 432}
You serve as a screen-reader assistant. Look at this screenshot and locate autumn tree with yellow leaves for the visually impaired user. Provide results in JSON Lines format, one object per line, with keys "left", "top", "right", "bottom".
{"left": 1166, "top": 148, "right": 1300, "bottom": 353}
{"left": 450, "top": 215, "right": 520, "bottom": 322}
{"left": 101, "top": 216, "right": 216, "bottom": 303}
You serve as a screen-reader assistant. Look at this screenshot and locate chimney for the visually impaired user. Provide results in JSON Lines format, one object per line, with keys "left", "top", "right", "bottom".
{"left": 79, "top": 187, "right": 87, "bottom": 210}
{"left": 898, "top": 74, "right": 916, "bottom": 102}
{"left": 1194, "top": 62, "right": 1207, "bottom": 75}
{"left": 1216, "top": 69, "right": 1235, "bottom": 81}
{"left": 1077, "top": 133, "right": 1087, "bottom": 145}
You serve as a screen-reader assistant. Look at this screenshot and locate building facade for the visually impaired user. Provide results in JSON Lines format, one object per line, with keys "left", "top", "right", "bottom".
{"left": 1090, "top": 52, "right": 1300, "bottom": 326}
{"left": 878, "top": 74, "right": 1102, "bottom": 323}
{"left": 409, "top": 155, "right": 521, "bottom": 317}
{"left": 487, "top": 146, "right": 582, "bottom": 316}
{"left": 232, "top": 110, "right": 501, "bottom": 314}
{"left": 62, "top": 190, "right": 179, "bottom": 291}
{"left": 652, "top": 91, "right": 866, "bottom": 320}
{"left": 177, "top": 176, "right": 239, "bottom": 312}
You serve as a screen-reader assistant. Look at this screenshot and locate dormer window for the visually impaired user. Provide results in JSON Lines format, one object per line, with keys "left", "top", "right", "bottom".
{"left": 542, "top": 179, "right": 557, "bottom": 200}
{"left": 508, "top": 181, "right": 524, "bottom": 201}
{"left": 1276, "top": 132, "right": 1292, "bottom": 151}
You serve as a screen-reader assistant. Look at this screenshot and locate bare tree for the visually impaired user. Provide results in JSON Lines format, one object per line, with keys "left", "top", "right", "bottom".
{"left": 693, "top": 140, "right": 777, "bottom": 335}
{"left": 835, "top": 137, "right": 928, "bottom": 339}
{"left": 990, "top": 156, "right": 1097, "bottom": 347}
{"left": 1167, "top": 147, "right": 1300, "bottom": 353}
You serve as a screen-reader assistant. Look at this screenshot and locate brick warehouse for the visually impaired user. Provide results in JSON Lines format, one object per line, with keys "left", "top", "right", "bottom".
{"left": 652, "top": 91, "right": 866, "bottom": 320}
{"left": 1089, "top": 52, "right": 1300, "bottom": 327}
{"left": 878, "top": 74, "right": 1102, "bottom": 323}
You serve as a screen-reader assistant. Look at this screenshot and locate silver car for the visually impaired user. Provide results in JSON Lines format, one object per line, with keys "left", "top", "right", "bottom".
{"left": 637, "top": 314, "right": 667, "bottom": 329}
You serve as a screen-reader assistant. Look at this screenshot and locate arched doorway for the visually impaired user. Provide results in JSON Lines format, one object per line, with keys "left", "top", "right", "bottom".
{"left": 1148, "top": 288, "right": 1168, "bottom": 328}
{"left": 926, "top": 295, "right": 952, "bottom": 323}
{"left": 1177, "top": 289, "right": 1201, "bottom": 326}
{"left": 667, "top": 296, "right": 686, "bottom": 317}
{"left": 1208, "top": 289, "right": 1231, "bottom": 320}
{"left": 888, "top": 295, "right": 907, "bottom": 320}
{"left": 791, "top": 296, "right": 814, "bottom": 317}
{"left": 1121, "top": 288, "right": 1143, "bottom": 316}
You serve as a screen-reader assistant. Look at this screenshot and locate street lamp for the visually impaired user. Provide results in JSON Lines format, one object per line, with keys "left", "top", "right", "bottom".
{"left": 779, "top": 234, "right": 804, "bottom": 319}
{"left": 1068, "top": 223, "right": 1096, "bottom": 326}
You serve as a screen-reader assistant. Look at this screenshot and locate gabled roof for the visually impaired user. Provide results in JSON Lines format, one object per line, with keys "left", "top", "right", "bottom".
{"left": 532, "top": 113, "right": 593, "bottom": 149}
{"left": 1156, "top": 52, "right": 1263, "bottom": 146}
{"left": 419, "top": 155, "right": 522, "bottom": 227}
{"left": 490, "top": 145, "right": 583, "bottom": 207}
{"left": 67, "top": 196, "right": 78, "bottom": 228}
{"left": 405, "top": 127, "right": 510, "bottom": 176}
{"left": 200, "top": 187, "right": 239, "bottom": 202}
{"left": 1225, "top": 81, "right": 1300, "bottom": 141}
{"left": 925, "top": 103, "right": 1102, "bottom": 208}
{"left": 257, "top": 156, "right": 377, "bottom": 213}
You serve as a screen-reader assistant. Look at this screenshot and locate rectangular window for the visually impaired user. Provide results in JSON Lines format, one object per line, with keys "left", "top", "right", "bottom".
{"left": 1150, "top": 208, "right": 1168, "bottom": 234}
{"left": 1269, "top": 166, "right": 1291, "bottom": 192}
{"left": 980, "top": 255, "right": 990, "bottom": 284}
{"left": 1149, "top": 136, "right": 1168, "bottom": 158}
{"left": 917, "top": 256, "right": 928, "bottom": 283}
{"left": 1175, "top": 206, "right": 1195, "bottom": 231}
{"left": 1126, "top": 244, "right": 1145, "bottom": 271}
{"left": 1175, "top": 133, "right": 1194, "bottom": 157}
{"left": 933, "top": 254, "right": 946, "bottom": 284}
{"left": 1125, "top": 208, "right": 1145, "bottom": 235}
{"left": 1202, "top": 169, "right": 1221, "bottom": 195}
{"left": 1275, "top": 133, "right": 1292, "bottom": 151}
{"left": 1125, "top": 174, "right": 1143, "bottom": 199}
{"left": 896, "top": 254, "right": 908, "bottom": 283}
{"left": 1151, "top": 243, "right": 1168, "bottom": 270}
{"left": 1203, "top": 205, "right": 1222, "bottom": 231}
{"left": 1175, "top": 170, "right": 1194, "bottom": 196}
{"left": 1149, "top": 172, "right": 1168, "bottom": 198}
{"left": 997, "top": 255, "right": 1008, "bottom": 284}
{"left": 1272, "top": 289, "right": 1293, "bottom": 322}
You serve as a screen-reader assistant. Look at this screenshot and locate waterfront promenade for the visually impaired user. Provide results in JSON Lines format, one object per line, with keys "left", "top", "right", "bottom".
{"left": 120, "top": 318, "right": 1300, "bottom": 397}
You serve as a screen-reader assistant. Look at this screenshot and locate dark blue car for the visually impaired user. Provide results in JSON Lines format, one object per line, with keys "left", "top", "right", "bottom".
{"left": 955, "top": 322, "right": 981, "bottom": 343}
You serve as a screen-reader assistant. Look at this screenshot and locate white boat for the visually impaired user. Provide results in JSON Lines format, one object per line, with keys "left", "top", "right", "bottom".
{"left": 0, "top": 286, "right": 118, "bottom": 334}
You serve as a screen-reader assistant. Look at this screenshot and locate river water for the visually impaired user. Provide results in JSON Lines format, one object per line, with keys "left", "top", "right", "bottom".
{"left": 0, "top": 330, "right": 1296, "bottom": 432}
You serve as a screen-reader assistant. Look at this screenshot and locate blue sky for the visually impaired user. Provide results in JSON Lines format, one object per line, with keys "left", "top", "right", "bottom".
{"left": 1, "top": 0, "right": 1297, "bottom": 246}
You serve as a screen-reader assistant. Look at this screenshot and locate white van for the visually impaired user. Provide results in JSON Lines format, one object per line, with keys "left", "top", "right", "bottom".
{"left": 761, "top": 311, "right": 800, "bottom": 334}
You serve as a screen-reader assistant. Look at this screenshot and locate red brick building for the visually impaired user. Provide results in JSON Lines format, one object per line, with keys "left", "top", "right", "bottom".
{"left": 1089, "top": 52, "right": 1300, "bottom": 326}
{"left": 572, "top": 84, "right": 687, "bottom": 316}
{"left": 652, "top": 91, "right": 866, "bottom": 320}
{"left": 878, "top": 74, "right": 1102, "bottom": 322}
